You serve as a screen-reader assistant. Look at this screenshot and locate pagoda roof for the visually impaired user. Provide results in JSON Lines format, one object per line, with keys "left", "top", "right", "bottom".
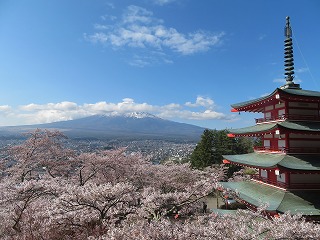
{"left": 282, "top": 88, "right": 320, "bottom": 98}
{"left": 231, "top": 88, "right": 320, "bottom": 112}
{"left": 222, "top": 152, "right": 320, "bottom": 170}
{"left": 220, "top": 181, "right": 320, "bottom": 215}
{"left": 229, "top": 121, "right": 320, "bottom": 136}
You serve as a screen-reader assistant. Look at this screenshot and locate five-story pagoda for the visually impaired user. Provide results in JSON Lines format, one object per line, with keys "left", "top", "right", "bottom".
{"left": 221, "top": 17, "right": 320, "bottom": 220}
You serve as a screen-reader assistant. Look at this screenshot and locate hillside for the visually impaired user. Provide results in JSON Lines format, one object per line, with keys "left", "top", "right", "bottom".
{"left": 0, "top": 112, "right": 206, "bottom": 142}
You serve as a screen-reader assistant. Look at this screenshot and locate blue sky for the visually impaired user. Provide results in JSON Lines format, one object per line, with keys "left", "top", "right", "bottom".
{"left": 0, "top": 0, "right": 319, "bottom": 129}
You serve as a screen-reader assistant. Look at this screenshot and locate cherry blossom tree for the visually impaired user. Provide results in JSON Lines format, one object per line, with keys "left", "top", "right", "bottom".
{"left": 89, "top": 209, "right": 320, "bottom": 240}
{"left": 5, "top": 129, "right": 75, "bottom": 182}
{"left": 0, "top": 129, "right": 319, "bottom": 239}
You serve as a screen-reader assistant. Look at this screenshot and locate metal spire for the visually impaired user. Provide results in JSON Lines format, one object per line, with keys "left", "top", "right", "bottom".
{"left": 281, "top": 16, "right": 301, "bottom": 89}
{"left": 285, "top": 16, "right": 292, "bottom": 38}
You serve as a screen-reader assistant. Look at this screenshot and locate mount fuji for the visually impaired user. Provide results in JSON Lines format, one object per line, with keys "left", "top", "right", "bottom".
{"left": 0, "top": 112, "right": 206, "bottom": 142}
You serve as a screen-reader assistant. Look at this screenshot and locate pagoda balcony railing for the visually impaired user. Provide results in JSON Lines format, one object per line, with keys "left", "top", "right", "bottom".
{"left": 255, "top": 114, "right": 320, "bottom": 124}
{"left": 254, "top": 146, "right": 285, "bottom": 153}
{"left": 252, "top": 175, "right": 320, "bottom": 189}
{"left": 254, "top": 146, "right": 320, "bottom": 154}
{"left": 252, "top": 175, "right": 287, "bottom": 188}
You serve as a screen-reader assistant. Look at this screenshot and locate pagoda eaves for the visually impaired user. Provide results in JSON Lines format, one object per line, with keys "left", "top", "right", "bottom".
{"left": 230, "top": 121, "right": 320, "bottom": 137}
{"left": 231, "top": 88, "right": 320, "bottom": 113}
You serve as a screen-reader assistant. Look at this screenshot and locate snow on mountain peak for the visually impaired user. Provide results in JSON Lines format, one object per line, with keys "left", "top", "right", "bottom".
{"left": 125, "top": 112, "right": 158, "bottom": 119}
{"left": 102, "top": 112, "right": 159, "bottom": 119}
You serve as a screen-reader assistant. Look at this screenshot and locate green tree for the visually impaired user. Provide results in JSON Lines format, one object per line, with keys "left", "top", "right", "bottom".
{"left": 190, "top": 129, "right": 254, "bottom": 170}
{"left": 211, "top": 129, "right": 233, "bottom": 164}
{"left": 233, "top": 136, "right": 254, "bottom": 154}
{"left": 190, "top": 129, "right": 215, "bottom": 169}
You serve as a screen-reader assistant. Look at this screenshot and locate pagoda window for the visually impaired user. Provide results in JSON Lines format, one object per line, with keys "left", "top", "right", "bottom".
{"left": 260, "top": 169, "right": 268, "bottom": 178}
{"left": 264, "top": 134, "right": 272, "bottom": 138}
{"left": 278, "top": 109, "right": 285, "bottom": 119}
{"left": 264, "top": 140, "right": 270, "bottom": 149}
{"left": 278, "top": 139, "right": 286, "bottom": 150}
{"left": 275, "top": 101, "right": 285, "bottom": 109}
{"left": 265, "top": 105, "right": 274, "bottom": 111}
{"left": 265, "top": 111, "right": 271, "bottom": 121}
{"left": 276, "top": 172, "right": 286, "bottom": 183}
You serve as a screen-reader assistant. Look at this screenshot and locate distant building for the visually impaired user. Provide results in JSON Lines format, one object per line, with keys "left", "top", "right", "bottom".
{"left": 221, "top": 17, "right": 320, "bottom": 220}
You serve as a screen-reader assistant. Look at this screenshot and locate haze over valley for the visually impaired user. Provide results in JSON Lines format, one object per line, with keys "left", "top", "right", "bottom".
{"left": 0, "top": 112, "right": 205, "bottom": 162}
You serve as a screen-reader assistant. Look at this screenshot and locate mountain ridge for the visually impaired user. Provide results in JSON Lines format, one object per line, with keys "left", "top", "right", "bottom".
{"left": 0, "top": 112, "right": 206, "bottom": 142}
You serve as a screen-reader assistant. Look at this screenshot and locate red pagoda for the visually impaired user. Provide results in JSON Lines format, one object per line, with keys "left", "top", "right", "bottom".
{"left": 221, "top": 17, "right": 320, "bottom": 219}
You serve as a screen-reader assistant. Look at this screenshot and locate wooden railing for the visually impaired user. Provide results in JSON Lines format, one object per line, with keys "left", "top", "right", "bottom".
{"left": 252, "top": 175, "right": 287, "bottom": 188}
{"left": 255, "top": 114, "right": 320, "bottom": 124}
{"left": 254, "top": 146, "right": 285, "bottom": 153}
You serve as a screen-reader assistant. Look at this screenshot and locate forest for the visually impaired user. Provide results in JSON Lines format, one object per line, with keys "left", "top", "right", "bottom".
{"left": 0, "top": 129, "right": 319, "bottom": 239}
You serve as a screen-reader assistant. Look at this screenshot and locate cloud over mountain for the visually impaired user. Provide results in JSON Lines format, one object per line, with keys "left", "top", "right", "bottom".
{"left": 0, "top": 97, "right": 233, "bottom": 127}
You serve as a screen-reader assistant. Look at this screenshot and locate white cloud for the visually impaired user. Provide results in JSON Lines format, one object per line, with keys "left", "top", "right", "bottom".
{"left": 185, "top": 96, "right": 215, "bottom": 108}
{"left": 129, "top": 55, "right": 153, "bottom": 67}
{"left": 83, "top": 99, "right": 154, "bottom": 114}
{"left": 20, "top": 102, "right": 78, "bottom": 111}
{"left": 0, "top": 97, "right": 233, "bottom": 126}
{"left": 18, "top": 110, "right": 75, "bottom": 125}
{"left": 84, "top": 32, "right": 108, "bottom": 44}
{"left": 158, "top": 109, "right": 226, "bottom": 120}
{"left": 153, "top": 0, "right": 177, "bottom": 6}
{"left": 123, "top": 5, "right": 154, "bottom": 24}
{"left": 84, "top": 5, "right": 224, "bottom": 65}
{"left": 128, "top": 50, "right": 173, "bottom": 67}
{"left": 54, "top": 102, "right": 78, "bottom": 110}
{"left": 0, "top": 105, "right": 11, "bottom": 112}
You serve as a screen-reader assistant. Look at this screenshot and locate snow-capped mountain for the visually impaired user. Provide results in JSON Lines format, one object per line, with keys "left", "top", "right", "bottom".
{"left": 0, "top": 112, "right": 206, "bottom": 142}
{"left": 102, "top": 112, "right": 159, "bottom": 119}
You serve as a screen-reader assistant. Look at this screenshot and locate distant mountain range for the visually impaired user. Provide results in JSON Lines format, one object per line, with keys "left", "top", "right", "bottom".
{"left": 0, "top": 112, "right": 206, "bottom": 142}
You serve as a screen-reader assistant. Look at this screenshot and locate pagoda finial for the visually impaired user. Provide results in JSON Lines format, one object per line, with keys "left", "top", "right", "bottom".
{"left": 281, "top": 16, "right": 301, "bottom": 89}
{"left": 285, "top": 16, "right": 292, "bottom": 38}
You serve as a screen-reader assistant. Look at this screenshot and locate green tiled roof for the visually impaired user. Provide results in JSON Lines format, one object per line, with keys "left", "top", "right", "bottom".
{"left": 230, "top": 123, "right": 278, "bottom": 134}
{"left": 280, "top": 154, "right": 320, "bottom": 170}
{"left": 231, "top": 88, "right": 320, "bottom": 109}
{"left": 223, "top": 152, "right": 280, "bottom": 168}
{"left": 229, "top": 121, "right": 320, "bottom": 135}
{"left": 222, "top": 152, "right": 320, "bottom": 170}
{"left": 231, "top": 94, "right": 274, "bottom": 109}
{"left": 282, "top": 88, "right": 320, "bottom": 97}
{"left": 280, "top": 121, "right": 320, "bottom": 131}
{"left": 220, "top": 181, "right": 320, "bottom": 215}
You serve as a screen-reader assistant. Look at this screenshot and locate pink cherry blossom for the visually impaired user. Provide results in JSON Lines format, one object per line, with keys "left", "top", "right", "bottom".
{"left": 0, "top": 129, "right": 319, "bottom": 239}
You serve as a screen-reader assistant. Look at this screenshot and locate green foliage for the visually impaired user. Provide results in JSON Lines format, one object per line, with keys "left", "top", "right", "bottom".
{"left": 253, "top": 137, "right": 263, "bottom": 147}
{"left": 190, "top": 129, "right": 254, "bottom": 170}
{"left": 243, "top": 167, "right": 258, "bottom": 175}
{"left": 190, "top": 129, "right": 215, "bottom": 169}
